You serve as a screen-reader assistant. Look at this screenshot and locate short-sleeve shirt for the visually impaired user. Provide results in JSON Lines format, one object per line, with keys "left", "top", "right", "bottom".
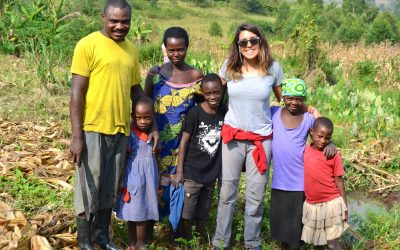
{"left": 71, "top": 31, "right": 141, "bottom": 136}
{"left": 182, "top": 105, "right": 225, "bottom": 184}
{"left": 304, "top": 145, "right": 345, "bottom": 204}
{"left": 271, "top": 106, "right": 314, "bottom": 191}
{"left": 219, "top": 60, "right": 285, "bottom": 136}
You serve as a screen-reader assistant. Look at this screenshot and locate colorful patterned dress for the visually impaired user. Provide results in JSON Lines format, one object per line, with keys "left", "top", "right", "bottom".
{"left": 151, "top": 68, "right": 202, "bottom": 217}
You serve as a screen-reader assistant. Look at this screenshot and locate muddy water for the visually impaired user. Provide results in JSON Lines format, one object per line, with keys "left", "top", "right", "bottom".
{"left": 347, "top": 191, "right": 389, "bottom": 218}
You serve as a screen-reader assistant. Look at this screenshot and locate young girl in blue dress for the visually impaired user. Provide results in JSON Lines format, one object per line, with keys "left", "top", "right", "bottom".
{"left": 115, "top": 97, "right": 159, "bottom": 250}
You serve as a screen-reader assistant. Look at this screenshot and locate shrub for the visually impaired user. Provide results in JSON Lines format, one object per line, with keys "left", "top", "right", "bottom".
{"left": 342, "top": 0, "right": 367, "bottom": 15}
{"left": 354, "top": 61, "right": 379, "bottom": 85}
{"left": 248, "top": 19, "right": 274, "bottom": 37}
{"left": 138, "top": 42, "right": 163, "bottom": 65}
{"left": 289, "top": 13, "right": 321, "bottom": 73}
{"left": 232, "top": 0, "right": 268, "bottom": 15}
{"left": 317, "top": 53, "right": 340, "bottom": 85}
{"left": 365, "top": 13, "right": 400, "bottom": 45}
{"left": 186, "top": 52, "right": 218, "bottom": 74}
{"left": 0, "top": 0, "right": 95, "bottom": 57}
{"left": 208, "top": 22, "right": 223, "bottom": 37}
{"left": 192, "top": 0, "right": 211, "bottom": 7}
{"left": 334, "top": 18, "right": 364, "bottom": 44}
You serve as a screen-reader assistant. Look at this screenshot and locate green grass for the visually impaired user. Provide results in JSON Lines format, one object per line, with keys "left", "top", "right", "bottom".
{"left": 0, "top": 169, "right": 73, "bottom": 216}
{"left": 342, "top": 205, "right": 400, "bottom": 249}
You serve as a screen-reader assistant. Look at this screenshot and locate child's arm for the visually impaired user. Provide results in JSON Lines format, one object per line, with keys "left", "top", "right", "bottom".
{"left": 335, "top": 176, "right": 348, "bottom": 221}
{"left": 172, "top": 131, "right": 190, "bottom": 187}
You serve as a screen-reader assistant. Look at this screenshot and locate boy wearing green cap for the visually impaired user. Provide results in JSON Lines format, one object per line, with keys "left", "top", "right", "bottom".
{"left": 269, "top": 79, "right": 336, "bottom": 250}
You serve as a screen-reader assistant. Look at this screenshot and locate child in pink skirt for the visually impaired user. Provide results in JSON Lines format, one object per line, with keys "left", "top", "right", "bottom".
{"left": 302, "top": 117, "right": 349, "bottom": 250}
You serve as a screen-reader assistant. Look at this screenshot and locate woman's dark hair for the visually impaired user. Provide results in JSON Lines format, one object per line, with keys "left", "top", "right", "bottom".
{"left": 226, "top": 23, "right": 273, "bottom": 80}
{"left": 163, "top": 27, "right": 189, "bottom": 47}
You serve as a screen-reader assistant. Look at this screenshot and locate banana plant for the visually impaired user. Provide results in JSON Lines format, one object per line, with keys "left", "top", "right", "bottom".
{"left": 130, "top": 15, "right": 152, "bottom": 44}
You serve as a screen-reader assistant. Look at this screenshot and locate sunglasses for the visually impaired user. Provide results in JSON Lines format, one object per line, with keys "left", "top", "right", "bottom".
{"left": 237, "top": 37, "right": 260, "bottom": 48}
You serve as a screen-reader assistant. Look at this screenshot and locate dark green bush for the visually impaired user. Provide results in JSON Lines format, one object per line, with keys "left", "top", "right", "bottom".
{"left": 281, "top": 55, "right": 303, "bottom": 78}
{"left": 248, "top": 19, "right": 274, "bottom": 37}
{"left": 342, "top": 0, "right": 367, "bottom": 15}
{"left": 334, "top": 17, "right": 364, "bottom": 44}
{"left": 231, "top": 0, "right": 269, "bottom": 15}
{"left": 365, "top": 13, "right": 400, "bottom": 44}
{"left": 193, "top": 0, "right": 211, "bottom": 7}
{"left": 139, "top": 42, "right": 163, "bottom": 65}
{"left": 208, "top": 21, "right": 223, "bottom": 37}
{"left": 317, "top": 53, "right": 339, "bottom": 85}
{"left": 354, "top": 61, "right": 378, "bottom": 85}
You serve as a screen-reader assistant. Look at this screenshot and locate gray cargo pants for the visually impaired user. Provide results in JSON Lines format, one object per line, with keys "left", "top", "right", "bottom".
{"left": 212, "top": 139, "right": 271, "bottom": 248}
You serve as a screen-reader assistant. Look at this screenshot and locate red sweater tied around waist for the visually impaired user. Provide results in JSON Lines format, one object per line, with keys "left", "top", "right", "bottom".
{"left": 221, "top": 124, "right": 272, "bottom": 174}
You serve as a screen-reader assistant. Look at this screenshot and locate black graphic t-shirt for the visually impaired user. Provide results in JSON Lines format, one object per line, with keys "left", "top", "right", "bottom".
{"left": 182, "top": 104, "right": 224, "bottom": 184}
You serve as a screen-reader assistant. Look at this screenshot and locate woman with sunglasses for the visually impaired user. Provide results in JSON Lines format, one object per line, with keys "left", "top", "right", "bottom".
{"left": 212, "top": 23, "right": 284, "bottom": 250}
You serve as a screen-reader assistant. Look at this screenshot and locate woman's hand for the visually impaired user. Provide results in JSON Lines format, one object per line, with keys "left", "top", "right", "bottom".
{"left": 148, "top": 130, "right": 159, "bottom": 154}
{"left": 324, "top": 142, "right": 337, "bottom": 159}
{"left": 312, "top": 109, "right": 321, "bottom": 119}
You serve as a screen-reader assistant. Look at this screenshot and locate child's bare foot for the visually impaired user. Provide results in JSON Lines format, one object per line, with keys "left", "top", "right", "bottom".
{"left": 127, "top": 246, "right": 136, "bottom": 250}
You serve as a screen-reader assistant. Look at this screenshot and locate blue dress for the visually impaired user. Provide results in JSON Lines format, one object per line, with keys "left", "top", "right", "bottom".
{"left": 115, "top": 128, "right": 159, "bottom": 222}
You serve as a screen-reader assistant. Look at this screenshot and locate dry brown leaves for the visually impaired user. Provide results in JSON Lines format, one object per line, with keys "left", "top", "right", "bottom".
{"left": 0, "top": 202, "right": 77, "bottom": 249}
{"left": 0, "top": 120, "right": 74, "bottom": 190}
{"left": 343, "top": 139, "right": 400, "bottom": 193}
{"left": 0, "top": 120, "right": 78, "bottom": 249}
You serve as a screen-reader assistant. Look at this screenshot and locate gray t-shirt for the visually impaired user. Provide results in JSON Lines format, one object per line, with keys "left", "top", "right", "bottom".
{"left": 219, "top": 60, "right": 285, "bottom": 136}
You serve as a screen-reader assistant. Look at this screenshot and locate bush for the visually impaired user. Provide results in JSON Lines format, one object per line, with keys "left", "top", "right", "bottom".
{"left": 354, "top": 61, "right": 379, "bottom": 85}
{"left": 365, "top": 13, "right": 400, "bottom": 45}
{"left": 0, "top": 1, "right": 98, "bottom": 57}
{"left": 192, "top": 0, "right": 211, "bottom": 7}
{"left": 317, "top": 53, "right": 340, "bottom": 85}
{"left": 248, "top": 19, "right": 274, "bottom": 37}
{"left": 289, "top": 12, "right": 321, "bottom": 73}
{"left": 138, "top": 42, "right": 163, "bottom": 65}
{"left": 208, "top": 22, "right": 223, "bottom": 37}
{"left": 186, "top": 52, "right": 218, "bottom": 74}
{"left": 334, "top": 17, "right": 364, "bottom": 44}
{"left": 232, "top": 0, "right": 268, "bottom": 15}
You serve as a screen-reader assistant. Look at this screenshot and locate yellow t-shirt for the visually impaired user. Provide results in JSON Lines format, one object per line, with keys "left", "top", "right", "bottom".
{"left": 71, "top": 31, "right": 141, "bottom": 136}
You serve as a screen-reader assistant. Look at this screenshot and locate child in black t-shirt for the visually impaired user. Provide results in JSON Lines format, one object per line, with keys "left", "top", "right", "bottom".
{"left": 172, "top": 73, "right": 225, "bottom": 242}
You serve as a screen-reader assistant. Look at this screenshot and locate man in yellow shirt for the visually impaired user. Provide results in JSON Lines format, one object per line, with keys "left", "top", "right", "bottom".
{"left": 69, "top": 1, "right": 151, "bottom": 249}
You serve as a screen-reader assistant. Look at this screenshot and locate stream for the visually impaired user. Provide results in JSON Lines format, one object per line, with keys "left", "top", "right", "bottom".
{"left": 343, "top": 191, "right": 397, "bottom": 248}
{"left": 347, "top": 191, "right": 389, "bottom": 218}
